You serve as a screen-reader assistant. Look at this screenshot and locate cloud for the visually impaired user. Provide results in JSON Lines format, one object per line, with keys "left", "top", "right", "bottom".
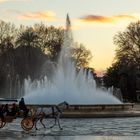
{"left": 0, "top": 0, "right": 8, "bottom": 2}
{"left": 19, "top": 11, "right": 56, "bottom": 21}
{"left": 0, "top": 0, "right": 31, "bottom": 3}
{"left": 79, "top": 14, "right": 137, "bottom": 24}
{"left": 0, "top": 0, "right": 4, "bottom": 2}
{"left": 5, "top": 9, "right": 22, "bottom": 14}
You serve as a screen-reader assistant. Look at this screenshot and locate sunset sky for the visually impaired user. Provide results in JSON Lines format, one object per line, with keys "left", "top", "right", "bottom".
{"left": 0, "top": 0, "right": 140, "bottom": 73}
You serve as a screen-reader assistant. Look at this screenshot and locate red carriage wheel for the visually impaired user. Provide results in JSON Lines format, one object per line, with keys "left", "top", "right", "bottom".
{"left": 21, "top": 117, "right": 34, "bottom": 131}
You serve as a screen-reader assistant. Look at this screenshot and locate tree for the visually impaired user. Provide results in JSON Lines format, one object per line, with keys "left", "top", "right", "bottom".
{"left": 114, "top": 21, "right": 140, "bottom": 101}
{"left": 0, "top": 21, "right": 17, "bottom": 97}
{"left": 45, "top": 26, "right": 64, "bottom": 61}
{"left": 114, "top": 21, "right": 140, "bottom": 67}
{"left": 33, "top": 24, "right": 65, "bottom": 61}
{"left": 103, "top": 63, "right": 120, "bottom": 88}
{"left": 16, "top": 27, "right": 40, "bottom": 48}
{"left": 104, "top": 21, "right": 140, "bottom": 101}
{"left": 33, "top": 23, "right": 48, "bottom": 52}
{"left": 0, "top": 20, "right": 17, "bottom": 55}
{"left": 72, "top": 43, "right": 92, "bottom": 68}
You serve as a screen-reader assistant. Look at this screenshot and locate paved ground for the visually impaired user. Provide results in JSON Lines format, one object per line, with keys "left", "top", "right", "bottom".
{"left": 0, "top": 136, "right": 139, "bottom": 140}
{"left": 1, "top": 117, "right": 140, "bottom": 136}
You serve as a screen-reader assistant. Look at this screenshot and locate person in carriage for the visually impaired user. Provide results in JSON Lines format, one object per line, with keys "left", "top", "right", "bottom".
{"left": 1, "top": 103, "right": 18, "bottom": 117}
{"left": 9, "top": 103, "right": 18, "bottom": 116}
{"left": 0, "top": 105, "right": 4, "bottom": 121}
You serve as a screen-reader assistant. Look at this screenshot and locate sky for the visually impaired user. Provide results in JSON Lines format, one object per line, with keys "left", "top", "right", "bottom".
{"left": 0, "top": 0, "right": 140, "bottom": 74}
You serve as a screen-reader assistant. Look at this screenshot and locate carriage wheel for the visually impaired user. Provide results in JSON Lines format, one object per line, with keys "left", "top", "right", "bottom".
{"left": 21, "top": 117, "right": 34, "bottom": 131}
{"left": 0, "top": 118, "right": 6, "bottom": 128}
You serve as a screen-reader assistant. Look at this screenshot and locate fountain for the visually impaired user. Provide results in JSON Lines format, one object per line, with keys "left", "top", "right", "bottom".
{"left": 23, "top": 14, "right": 121, "bottom": 105}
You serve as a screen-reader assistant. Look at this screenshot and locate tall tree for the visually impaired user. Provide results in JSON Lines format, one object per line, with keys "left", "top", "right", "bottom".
{"left": 33, "top": 24, "right": 64, "bottom": 61}
{"left": 104, "top": 21, "right": 140, "bottom": 101}
{"left": 45, "top": 26, "right": 64, "bottom": 61}
{"left": 16, "top": 27, "right": 40, "bottom": 48}
{"left": 72, "top": 43, "right": 92, "bottom": 68}
{"left": 33, "top": 23, "right": 48, "bottom": 52}
{"left": 0, "top": 20, "right": 17, "bottom": 54}
{"left": 114, "top": 21, "right": 140, "bottom": 67}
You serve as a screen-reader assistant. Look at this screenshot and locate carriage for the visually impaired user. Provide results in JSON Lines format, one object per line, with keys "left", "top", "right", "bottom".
{"left": 0, "top": 98, "right": 34, "bottom": 131}
{"left": 0, "top": 99, "right": 69, "bottom": 131}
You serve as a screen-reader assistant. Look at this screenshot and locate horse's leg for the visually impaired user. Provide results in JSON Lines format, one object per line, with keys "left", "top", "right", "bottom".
{"left": 57, "top": 113, "right": 63, "bottom": 130}
{"left": 50, "top": 116, "right": 57, "bottom": 128}
{"left": 40, "top": 117, "right": 46, "bottom": 129}
{"left": 34, "top": 118, "right": 39, "bottom": 130}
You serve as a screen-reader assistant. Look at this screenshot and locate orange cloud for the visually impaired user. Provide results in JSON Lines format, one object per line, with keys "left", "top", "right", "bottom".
{"left": 79, "top": 14, "right": 137, "bottom": 24}
{"left": 19, "top": 11, "right": 56, "bottom": 21}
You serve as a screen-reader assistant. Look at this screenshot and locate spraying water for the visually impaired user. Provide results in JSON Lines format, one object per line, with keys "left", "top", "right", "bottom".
{"left": 24, "top": 14, "right": 121, "bottom": 104}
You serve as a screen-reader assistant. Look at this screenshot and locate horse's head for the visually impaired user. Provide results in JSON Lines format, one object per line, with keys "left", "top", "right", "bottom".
{"left": 57, "top": 101, "right": 69, "bottom": 110}
{"left": 63, "top": 101, "right": 69, "bottom": 109}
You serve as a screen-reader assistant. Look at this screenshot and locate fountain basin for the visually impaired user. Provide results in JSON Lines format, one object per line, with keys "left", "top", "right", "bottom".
{"left": 26, "top": 103, "right": 140, "bottom": 118}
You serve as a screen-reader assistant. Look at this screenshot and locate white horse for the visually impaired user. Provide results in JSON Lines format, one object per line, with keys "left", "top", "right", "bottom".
{"left": 34, "top": 101, "right": 69, "bottom": 130}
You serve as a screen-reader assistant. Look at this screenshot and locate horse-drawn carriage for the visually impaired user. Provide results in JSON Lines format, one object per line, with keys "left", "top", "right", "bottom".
{"left": 0, "top": 98, "right": 69, "bottom": 131}
{"left": 0, "top": 98, "right": 35, "bottom": 131}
